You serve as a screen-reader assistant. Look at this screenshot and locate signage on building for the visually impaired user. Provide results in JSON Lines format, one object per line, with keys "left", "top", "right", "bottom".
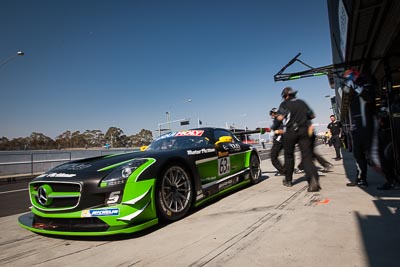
{"left": 338, "top": 0, "right": 348, "bottom": 60}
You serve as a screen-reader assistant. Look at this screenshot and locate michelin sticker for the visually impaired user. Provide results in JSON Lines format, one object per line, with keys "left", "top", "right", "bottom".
{"left": 81, "top": 208, "right": 120, "bottom": 217}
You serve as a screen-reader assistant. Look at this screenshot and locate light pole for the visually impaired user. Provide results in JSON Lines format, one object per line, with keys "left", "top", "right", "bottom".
{"left": 166, "top": 111, "right": 171, "bottom": 130}
{"left": 0, "top": 51, "right": 24, "bottom": 69}
{"left": 186, "top": 98, "right": 199, "bottom": 127}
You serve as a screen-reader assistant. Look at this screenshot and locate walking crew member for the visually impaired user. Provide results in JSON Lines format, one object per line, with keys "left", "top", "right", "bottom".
{"left": 327, "top": 115, "right": 342, "bottom": 160}
{"left": 269, "top": 108, "right": 285, "bottom": 176}
{"left": 297, "top": 127, "right": 333, "bottom": 173}
{"left": 276, "top": 87, "right": 320, "bottom": 192}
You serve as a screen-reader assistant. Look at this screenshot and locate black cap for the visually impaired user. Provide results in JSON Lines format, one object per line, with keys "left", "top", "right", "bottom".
{"left": 281, "top": 87, "right": 298, "bottom": 98}
{"left": 269, "top": 108, "right": 278, "bottom": 115}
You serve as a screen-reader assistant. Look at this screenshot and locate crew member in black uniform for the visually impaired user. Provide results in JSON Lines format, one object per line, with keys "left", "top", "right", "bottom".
{"left": 327, "top": 115, "right": 342, "bottom": 160}
{"left": 342, "top": 69, "right": 375, "bottom": 187}
{"left": 376, "top": 106, "right": 400, "bottom": 189}
{"left": 269, "top": 108, "right": 285, "bottom": 176}
{"left": 276, "top": 87, "right": 320, "bottom": 192}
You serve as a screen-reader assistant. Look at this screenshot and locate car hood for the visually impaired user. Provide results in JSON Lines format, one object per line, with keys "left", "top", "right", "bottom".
{"left": 34, "top": 150, "right": 156, "bottom": 182}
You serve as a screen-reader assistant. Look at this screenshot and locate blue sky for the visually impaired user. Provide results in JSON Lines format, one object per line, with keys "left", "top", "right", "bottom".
{"left": 1, "top": 0, "right": 334, "bottom": 139}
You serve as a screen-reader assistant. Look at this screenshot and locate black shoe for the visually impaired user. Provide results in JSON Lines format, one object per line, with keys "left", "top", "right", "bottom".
{"left": 307, "top": 182, "right": 321, "bottom": 192}
{"left": 346, "top": 179, "right": 368, "bottom": 187}
{"left": 307, "top": 186, "right": 320, "bottom": 192}
{"left": 322, "top": 163, "right": 333, "bottom": 173}
{"left": 282, "top": 179, "right": 292, "bottom": 187}
{"left": 308, "top": 179, "right": 321, "bottom": 192}
{"left": 358, "top": 180, "right": 368, "bottom": 187}
{"left": 377, "top": 183, "right": 394, "bottom": 190}
{"left": 275, "top": 171, "right": 285, "bottom": 176}
{"left": 334, "top": 157, "right": 342, "bottom": 161}
{"left": 347, "top": 178, "right": 360, "bottom": 186}
{"left": 346, "top": 182, "right": 358, "bottom": 186}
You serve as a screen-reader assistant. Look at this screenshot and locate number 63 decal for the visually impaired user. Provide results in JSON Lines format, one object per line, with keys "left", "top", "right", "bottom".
{"left": 218, "top": 157, "right": 231, "bottom": 176}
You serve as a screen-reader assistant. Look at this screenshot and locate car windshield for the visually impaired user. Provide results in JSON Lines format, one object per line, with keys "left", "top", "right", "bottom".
{"left": 147, "top": 135, "right": 211, "bottom": 150}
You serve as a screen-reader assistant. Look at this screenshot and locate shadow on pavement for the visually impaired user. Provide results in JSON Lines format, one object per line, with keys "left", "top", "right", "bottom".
{"left": 341, "top": 148, "right": 400, "bottom": 267}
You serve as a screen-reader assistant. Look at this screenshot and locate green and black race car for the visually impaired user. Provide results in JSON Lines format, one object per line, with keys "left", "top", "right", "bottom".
{"left": 18, "top": 127, "right": 262, "bottom": 236}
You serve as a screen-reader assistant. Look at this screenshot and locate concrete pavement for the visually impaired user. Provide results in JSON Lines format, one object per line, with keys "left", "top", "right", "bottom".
{"left": 257, "top": 143, "right": 400, "bottom": 267}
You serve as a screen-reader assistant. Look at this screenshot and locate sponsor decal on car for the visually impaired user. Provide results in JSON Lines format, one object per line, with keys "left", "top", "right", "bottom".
{"left": 218, "top": 176, "right": 239, "bottom": 189}
{"left": 81, "top": 208, "right": 120, "bottom": 217}
{"left": 222, "top": 143, "right": 241, "bottom": 152}
{"left": 156, "top": 132, "right": 177, "bottom": 140}
{"left": 218, "top": 179, "right": 233, "bottom": 189}
{"left": 218, "top": 157, "right": 231, "bottom": 176}
{"left": 51, "top": 163, "right": 92, "bottom": 171}
{"left": 39, "top": 173, "right": 77, "bottom": 178}
{"left": 176, "top": 130, "right": 204, "bottom": 136}
{"left": 187, "top": 148, "right": 215, "bottom": 155}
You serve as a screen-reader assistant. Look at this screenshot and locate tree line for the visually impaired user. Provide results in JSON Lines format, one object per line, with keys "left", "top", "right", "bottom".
{"left": 0, "top": 127, "right": 153, "bottom": 150}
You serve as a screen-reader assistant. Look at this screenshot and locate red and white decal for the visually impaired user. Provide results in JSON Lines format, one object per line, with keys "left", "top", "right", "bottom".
{"left": 176, "top": 130, "right": 204, "bottom": 136}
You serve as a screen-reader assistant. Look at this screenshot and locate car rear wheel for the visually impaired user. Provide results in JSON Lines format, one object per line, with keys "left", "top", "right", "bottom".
{"left": 156, "top": 165, "right": 193, "bottom": 222}
{"left": 249, "top": 154, "right": 262, "bottom": 184}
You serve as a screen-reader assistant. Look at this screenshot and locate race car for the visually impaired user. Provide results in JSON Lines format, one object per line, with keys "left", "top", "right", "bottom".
{"left": 18, "top": 127, "right": 262, "bottom": 236}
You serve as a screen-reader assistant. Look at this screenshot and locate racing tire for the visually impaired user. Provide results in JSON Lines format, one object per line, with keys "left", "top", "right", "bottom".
{"left": 249, "top": 154, "right": 262, "bottom": 184}
{"left": 156, "top": 164, "right": 193, "bottom": 222}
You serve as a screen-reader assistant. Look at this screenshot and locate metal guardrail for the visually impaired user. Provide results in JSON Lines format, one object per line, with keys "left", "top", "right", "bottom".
{"left": 0, "top": 149, "right": 138, "bottom": 179}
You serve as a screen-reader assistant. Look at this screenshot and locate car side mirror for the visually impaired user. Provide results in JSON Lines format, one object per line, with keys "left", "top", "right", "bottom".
{"left": 140, "top": 145, "right": 148, "bottom": 151}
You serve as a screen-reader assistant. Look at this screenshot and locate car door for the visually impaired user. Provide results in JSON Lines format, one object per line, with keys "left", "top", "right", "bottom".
{"left": 212, "top": 129, "right": 248, "bottom": 176}
{"left": 194, "top": 128, "right": 250, "bottom": 197}
{"left": 195, "top": 129, "right": 240, "bottom": 185}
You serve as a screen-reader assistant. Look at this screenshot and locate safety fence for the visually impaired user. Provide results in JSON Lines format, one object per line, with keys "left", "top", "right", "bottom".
{"left": 0, "top": 149, "right": 138, "bottom": 179}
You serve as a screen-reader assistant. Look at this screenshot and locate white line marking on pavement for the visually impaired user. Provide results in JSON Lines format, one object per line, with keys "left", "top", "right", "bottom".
{"left": 0, "top": 188, "right": 28, "bottom": 194}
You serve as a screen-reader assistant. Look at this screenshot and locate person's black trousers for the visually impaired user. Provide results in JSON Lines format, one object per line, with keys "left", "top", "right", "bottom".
{"left": 351, "top": 131, "right": 371, "bottom": 181}
{"left": 283, "top": 127, "right": 319, "bottom": 185}
{"left": 297, "top": 133, "right": 331, "bottom": 170}
{"left": 378, "top": 129, "right": 397, "bottom": 184}
{"left": 270, "top": 140, "right": 285, "bottom": 174}
{"left": 331, "top": 134, "right": 341, "bottom": 158}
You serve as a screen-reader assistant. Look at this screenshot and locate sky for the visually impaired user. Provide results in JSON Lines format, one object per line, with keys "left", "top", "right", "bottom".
{"left": 0, "top": 0, "right": 334, "bottom": 139}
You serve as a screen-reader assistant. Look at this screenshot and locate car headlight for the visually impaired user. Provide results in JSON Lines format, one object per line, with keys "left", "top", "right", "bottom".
{"left": 100, "top": 159, "right": 148, "bottom": 187}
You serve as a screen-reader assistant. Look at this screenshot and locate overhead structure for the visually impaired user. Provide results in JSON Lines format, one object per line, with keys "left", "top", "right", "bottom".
{"left": 274, "top": 53, "right": 333, "bottom": 82}
{"left": 273, "top": 52, "right": 384, "bottom": 83}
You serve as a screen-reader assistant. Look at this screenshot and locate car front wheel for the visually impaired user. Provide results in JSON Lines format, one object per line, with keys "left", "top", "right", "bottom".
{"left": 156, "top": 165, "right": 193, "bottom": 222}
